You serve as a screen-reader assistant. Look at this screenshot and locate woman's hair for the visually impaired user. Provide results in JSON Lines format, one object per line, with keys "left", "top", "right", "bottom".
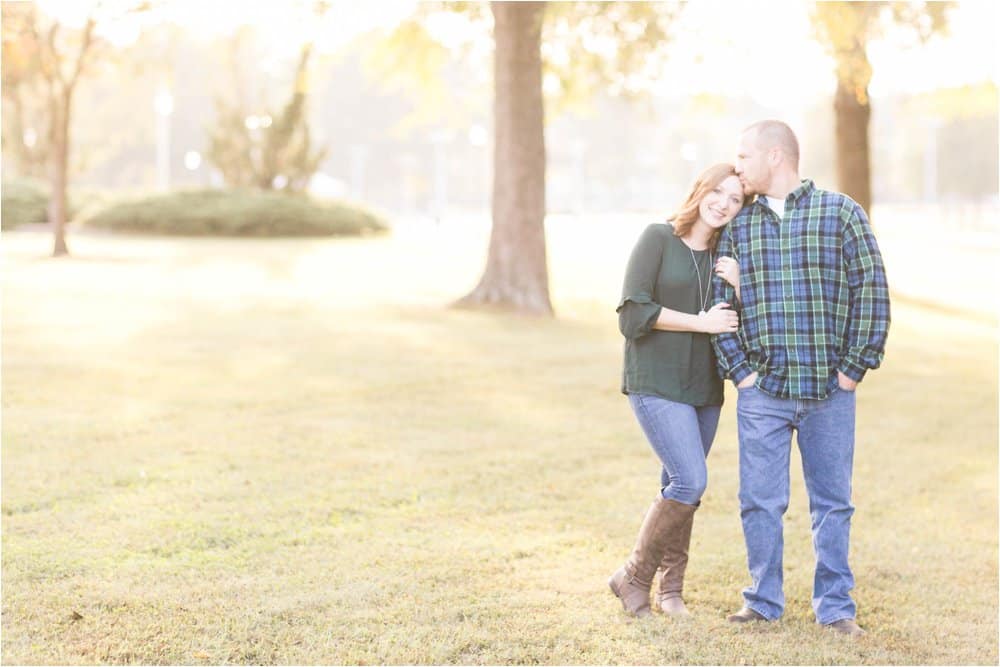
{"left": 667, "top": 162, "right": 747, "bottom": 250}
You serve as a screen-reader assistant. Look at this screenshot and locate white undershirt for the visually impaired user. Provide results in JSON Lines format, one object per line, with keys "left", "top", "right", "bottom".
{"left": 765, "top": 196, "right": 786, "bottom": 219}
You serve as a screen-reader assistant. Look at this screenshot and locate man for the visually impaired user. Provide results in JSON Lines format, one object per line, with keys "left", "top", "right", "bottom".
{"left": 711, "top": 120, "right": 890, "bottom": 637}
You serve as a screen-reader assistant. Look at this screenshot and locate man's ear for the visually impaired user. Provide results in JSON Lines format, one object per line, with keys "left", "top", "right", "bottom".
{"left": 767, "top": 148, "right": 782, "bottom": 167}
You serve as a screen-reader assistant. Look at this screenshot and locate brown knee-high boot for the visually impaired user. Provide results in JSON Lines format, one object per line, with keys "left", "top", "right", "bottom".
{"left": 655, "top": 505, "right": 696, "bottom": 616}
{"left": 608, "top": 496, "right": 698, "bottom": 617}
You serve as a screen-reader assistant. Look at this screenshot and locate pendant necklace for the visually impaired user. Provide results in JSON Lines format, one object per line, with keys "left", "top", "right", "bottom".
{"left": 688, "top": 244, "right": 713, "bottom": 315}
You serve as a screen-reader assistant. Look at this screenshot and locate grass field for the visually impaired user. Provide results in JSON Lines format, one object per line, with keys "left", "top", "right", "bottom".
{"left": 2, "top": 222, "right": 997, "bottom": 665}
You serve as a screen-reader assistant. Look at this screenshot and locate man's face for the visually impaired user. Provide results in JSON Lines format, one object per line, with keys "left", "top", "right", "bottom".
{"left": 735, "top": 131, "right": 771, "bottom": 196}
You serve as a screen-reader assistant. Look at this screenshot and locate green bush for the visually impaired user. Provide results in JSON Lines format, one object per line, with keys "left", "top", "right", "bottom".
{"left": 81, "top": 188, "right": 388, "bottom": 237}
{"left": 2, "top": 178, "right": 49, "bottom": 230}
{"left": 1, "top": 178, "right": 91, "bottom": 230}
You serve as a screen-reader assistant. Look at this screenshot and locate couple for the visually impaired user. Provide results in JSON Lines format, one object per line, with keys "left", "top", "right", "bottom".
{"left": 608, "top": 120, "right": 891, "bottom": 637}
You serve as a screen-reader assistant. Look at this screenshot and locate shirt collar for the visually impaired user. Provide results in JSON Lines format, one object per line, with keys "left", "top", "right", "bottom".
{"left": 751, "top": 179, "right": 814, "bottom": 211}
{"left": 787, "top": 179, "right": 814, "bottom": 204}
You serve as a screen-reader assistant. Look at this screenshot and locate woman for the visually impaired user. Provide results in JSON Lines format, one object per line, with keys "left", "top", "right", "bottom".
{"left": 608, "top": 163, "right": 745, "bottom": 618}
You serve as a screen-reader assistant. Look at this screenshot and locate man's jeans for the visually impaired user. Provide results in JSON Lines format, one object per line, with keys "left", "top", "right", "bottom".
{"left": 736, "top": 384, "right": 857, "bottom": 624}
{"left": 628, "top": 393, "right": 721, "bottom": 505}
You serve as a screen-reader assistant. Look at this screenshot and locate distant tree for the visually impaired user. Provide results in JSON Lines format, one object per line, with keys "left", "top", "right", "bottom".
{"left": 377, "top": 1, "right": 681, "bottom": 316}
{"left": 1, "top": 9, "right": 50, "bottom": 181}
{"left": 205, "top": 41, "right": 328, "bottom": 192}
{"left": 813, "top": 1, "right": 950, "bottom": 215}
{"left": 206, "top": 3, "right": 330, "bottom": 193}
{"left": 0, "top": 1, "right": 149, "bottom": 257}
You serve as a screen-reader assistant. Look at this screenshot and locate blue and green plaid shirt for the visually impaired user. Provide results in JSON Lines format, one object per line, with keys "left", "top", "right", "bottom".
{"left": 711, "top": 179, "right": 890, "bottom": 400}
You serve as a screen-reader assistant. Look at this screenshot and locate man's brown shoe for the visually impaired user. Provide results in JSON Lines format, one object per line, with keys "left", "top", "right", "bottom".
{"left": 726, "top": 607, "right": 767, "bottom": 623}
{"left": 825, "top": 619, "right": 865, "bottom": 637}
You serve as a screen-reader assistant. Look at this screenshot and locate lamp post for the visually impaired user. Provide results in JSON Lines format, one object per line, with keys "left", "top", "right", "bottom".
{"left": 923, "top": 117, "right": 941, "bottom": 203}
{"left": 184, "top": 150, "right": 202, "bottom": 185}
{"left": 154, "top": 84, "right": 174, "bottom": 191}
{"left": 429, "top": 129, "right": 453, "bottom": 222}
{"left": 572, "top": 138, "right": 587, "bottom": 214}
{"left": 350, "top": 144, "right": 368, "bottom": 200}
{"left": 681, "top": 141, "right": 698, "bottom": 185}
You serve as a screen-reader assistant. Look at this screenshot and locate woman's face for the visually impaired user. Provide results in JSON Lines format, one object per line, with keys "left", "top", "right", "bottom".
{"left": 698, "top": 175, "right": 745, "bottom": 228}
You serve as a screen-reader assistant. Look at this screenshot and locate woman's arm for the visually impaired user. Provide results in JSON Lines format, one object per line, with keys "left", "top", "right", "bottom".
{"left": 618, "top": 226, "right": 666, "bottom": 339}
{"left": 653, "top": 302, "right": 737, "bottom": 334}
{"left": 618, "top": 225, "right": 739, "bottom": 337}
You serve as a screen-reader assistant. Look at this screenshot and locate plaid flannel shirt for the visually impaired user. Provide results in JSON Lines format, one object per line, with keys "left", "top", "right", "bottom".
{"left": 711, "top": 180, "right": 890, "bottom": 400}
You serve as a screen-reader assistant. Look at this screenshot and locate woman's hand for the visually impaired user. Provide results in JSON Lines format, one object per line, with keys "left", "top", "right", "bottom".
{"left": 698, "top": 302, "right": 738, "bottom": 334}
{"left": 715, "top": 256, "right": 740, "bottom": 289}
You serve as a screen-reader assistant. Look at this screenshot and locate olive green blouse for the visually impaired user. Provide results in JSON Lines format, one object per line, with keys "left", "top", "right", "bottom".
{"left": 617, "top": 222, "right": 724, "bottom": 407}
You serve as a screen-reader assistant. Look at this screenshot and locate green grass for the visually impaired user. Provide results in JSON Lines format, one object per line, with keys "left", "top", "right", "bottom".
{"left": 1, "top": 227, "right": 996, "bottom": 665}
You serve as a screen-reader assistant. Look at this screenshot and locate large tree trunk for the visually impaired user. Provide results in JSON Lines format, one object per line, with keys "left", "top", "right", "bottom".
{"left": 455, "top": 1, "right": 552, "bottom": 316}
{"left": 831, "top": 20, "right": 876, "bottom": 214}
{"left": 833, "top": 73, "right": 872, "bottom": 216}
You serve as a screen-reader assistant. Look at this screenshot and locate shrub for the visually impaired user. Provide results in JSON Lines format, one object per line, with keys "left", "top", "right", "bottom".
{"left": 80, "top": 188, "right": 388, "bottom": 237}
{"left": 2, "top": 178, "right": 49, "bottom": 230}
{"left": 1, "top": 178, "right": 93, "bottom": 230}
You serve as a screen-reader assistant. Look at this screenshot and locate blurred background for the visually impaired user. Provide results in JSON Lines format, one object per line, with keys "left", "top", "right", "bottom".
{"left": 3, "top": 1, "right": 997, "bottom": 201}
{"left": 2, "top": 2, "right": 995, "bottom": 219}
{"left": 3, "top": 0, "right": 997, "bottom": 315}
{"left": 3, "top": 0, "right": 997, "bottom": 313}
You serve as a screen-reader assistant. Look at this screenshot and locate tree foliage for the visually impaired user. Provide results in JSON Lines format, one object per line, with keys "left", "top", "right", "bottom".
{"left": 1, "top": 1, "right": 150, "bottom": 256}
{"left": 206, "top": 41, "right": 328, "bottom": 192}
{"left": 541, "top": 1, "right": 680, "bottom": 109}
{"left": 370, "top": 1, "right": 682, "bottom": 315}
{"left": 813, "top": 1, "right": 949, "bottom": 105}
{"left": 366, "top": 1, "right": 680, "bottom": 121}
{"left": 1, "top": 5, "right": 51, "bottom": 180}
{"left": 812, "top": 1, "right": 951, "bottom": 215}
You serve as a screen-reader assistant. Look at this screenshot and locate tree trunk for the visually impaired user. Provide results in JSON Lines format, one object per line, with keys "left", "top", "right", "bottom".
{"left": 455, "top": 1, "right": 552, "bottom": 316}
{"left": 833, "top": 62, "right": 872, "bottom": 217}
{"left": 48, "top": 93, "right": 70, "bottom": 257}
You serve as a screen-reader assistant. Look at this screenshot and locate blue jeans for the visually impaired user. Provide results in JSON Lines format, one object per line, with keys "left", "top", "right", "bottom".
{"left": 736, "top": 384, "right": 857, "bottom": 624}
{"left": 628, "top": 393, "right": 721, "bottom": 505}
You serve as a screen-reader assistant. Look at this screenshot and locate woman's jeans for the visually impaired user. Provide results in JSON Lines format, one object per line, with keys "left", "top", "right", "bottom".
{"left": 736, "top": 384, "right": 857, "bottom": 625}
{"left": 628, "top": 393, "right": 721, "bottom": 505}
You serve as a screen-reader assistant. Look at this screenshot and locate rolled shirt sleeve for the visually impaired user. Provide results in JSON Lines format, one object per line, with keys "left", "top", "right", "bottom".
{"left": 710, "top": 224, "right": 753, "bottom": 385}
{"left": 617, "top": 224, "right": 665, "bottom": 339}
{"left": 839, "top": 203, "right": 891, "bottom": 382}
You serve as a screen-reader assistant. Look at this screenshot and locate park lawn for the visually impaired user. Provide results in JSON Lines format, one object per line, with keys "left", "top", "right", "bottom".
{"left": 1, "top": 229, "right": 997, "bottom": 665}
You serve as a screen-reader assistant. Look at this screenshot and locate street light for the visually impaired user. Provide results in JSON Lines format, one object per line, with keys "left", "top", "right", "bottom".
{"left": 154, "top": 84, "right": 174, "bottom": 191}
{"left": 350, "top": 145, "right": 368, "bottom": 200}
{"left": 429, "top": 129, "right": 453, "bottom": 222}
{"left": 184, "top": 150, "right": 202, "bottom": 171}
{"left": 572, "top": 138, "right": 587, "bottom": 214}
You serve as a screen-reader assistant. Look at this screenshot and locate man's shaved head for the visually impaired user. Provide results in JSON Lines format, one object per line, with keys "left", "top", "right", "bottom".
{"left": 743, "top": 120, "right": 800, "bottom": 169}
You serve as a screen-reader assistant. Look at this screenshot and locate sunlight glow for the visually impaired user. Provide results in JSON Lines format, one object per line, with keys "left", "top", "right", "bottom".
{"left": 32, "top": 0, "right": 996, "bottom": 105}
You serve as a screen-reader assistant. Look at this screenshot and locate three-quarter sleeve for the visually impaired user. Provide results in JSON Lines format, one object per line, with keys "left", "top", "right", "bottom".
{"left": 617, "top": 224, "right": 665, "bottom": 339}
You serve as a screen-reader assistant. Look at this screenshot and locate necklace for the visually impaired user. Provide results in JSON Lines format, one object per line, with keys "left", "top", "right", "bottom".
{"left": 687, "top": 244, "right": 713, "bottom": 314}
